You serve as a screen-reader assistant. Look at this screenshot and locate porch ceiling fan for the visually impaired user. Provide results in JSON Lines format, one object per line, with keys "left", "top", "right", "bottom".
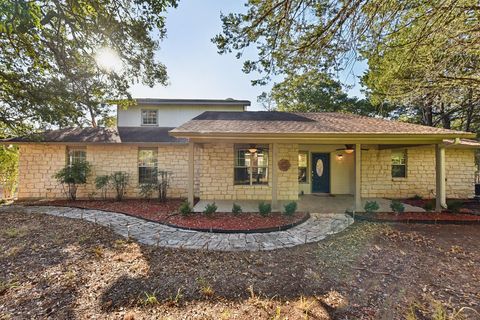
{"left": 336, "top": 144, "right": 369, "bottom": 153}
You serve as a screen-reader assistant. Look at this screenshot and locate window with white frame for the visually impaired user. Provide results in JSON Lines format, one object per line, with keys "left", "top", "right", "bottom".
{"left": 391, "top": 149, "right": 407, "bottom": 178}
{"left": 67, "top": 147, "right": 86, "bottom": 166}
{"left": 298, "top": 151, "right": 308, "bottom": 183}
{"left": 141, "top": 109, "right": 158, "bottom": 126}
{"left": 138, "top": 148, "right": 158, "bottom": 184}
{"left": 234, "top": 144, "right": 269, "bottom": 185}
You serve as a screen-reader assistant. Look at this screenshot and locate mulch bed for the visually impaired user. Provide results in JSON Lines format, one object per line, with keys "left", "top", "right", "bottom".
{"left": 353, "top": 211, "right": 480, "bottom": 224}
{"left": 401, "top": 198, "right": 480, "bottom": 214}
{"left": 25, "top": 199, "right": 309, "bottom": 232}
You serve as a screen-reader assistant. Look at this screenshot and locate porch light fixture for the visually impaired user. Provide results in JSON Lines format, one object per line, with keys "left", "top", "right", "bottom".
{"left": 344, "top": 145, "right": 354, "bottom": 154}
{"left": 248, "top": 145, "right": 258, "bottom": 153}
{"left": 336, "top": 154, "right": 344, "bottom": 160}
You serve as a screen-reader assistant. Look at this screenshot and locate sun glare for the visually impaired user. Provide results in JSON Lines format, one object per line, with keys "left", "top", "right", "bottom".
{"left": 95, "top": 47, "right": 123, "bottom": 73}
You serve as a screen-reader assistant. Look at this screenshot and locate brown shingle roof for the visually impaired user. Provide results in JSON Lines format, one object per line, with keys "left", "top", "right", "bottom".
{"left": 170, "top": 111, "right": 473, "bottom": 137}
{"left": 1, "top": 127, "right": 186, "bottom": 144}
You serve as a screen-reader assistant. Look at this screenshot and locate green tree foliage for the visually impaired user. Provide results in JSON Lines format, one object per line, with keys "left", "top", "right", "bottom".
{"left": 0, "top": 0, "right": 177, "bottom": 131}
{"left": 0, "top": 145, "right": 18, "bottom": 199}
{"left": 214, "top": 0, "right": 480, "bottom": 132}
{"left": 54, "top": 161, "right": 91, "bottom": 200}
{"left": 260, "top": 71, "right": 389, "bottom": 116}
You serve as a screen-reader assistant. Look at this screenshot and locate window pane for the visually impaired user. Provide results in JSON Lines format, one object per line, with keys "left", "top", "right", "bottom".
{"left": 235, "top": 149, "right": 248, "bottom": 167}
{"left": 298, "top": 152, "right": 308, "bottom": 168}
{"left": 142, "top": 110, "right": 157, "bottom": 125}
{"left": 68, "top": 148, "right": 86, "bottom": 165}
{"left": 254, "top": 149, "right": 268, "bottom": 167}
{"left": 234, "top": 167, "right": 250, "bottom": 185}
{"left": 139, "top": 167, "right": 158, "bottom": 184}
{"left": 298, "top": 167, "right": 307, "bottom": 183}
{"left": 392, "top": 165, "right": 406, "bottom": 178}
{"left": 391, "top": 151, "right": 406, "bottom": 165}
{"left": 138, "top": 148, "right": 158, "bottom": 183}
{"left": 252, "top": 167, "right": 268, "bottom": 185}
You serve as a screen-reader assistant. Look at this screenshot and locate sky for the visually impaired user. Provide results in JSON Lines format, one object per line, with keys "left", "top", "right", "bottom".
{"left": 130, "top": 0, "right": 367, "bottom": 111}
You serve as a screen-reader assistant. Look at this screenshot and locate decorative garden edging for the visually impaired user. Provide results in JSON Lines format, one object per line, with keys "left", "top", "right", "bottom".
{"left": 350, "top": 212, "right": 480, "bottom": 225}
{"left": 25, "top": 203, "right": 310, "bottom": 234}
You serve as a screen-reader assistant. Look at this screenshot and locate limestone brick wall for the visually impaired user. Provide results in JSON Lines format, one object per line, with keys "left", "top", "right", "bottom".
{"left": 361, "top": 146, "right": 475, "bottom": 199}
{"left": 17, "top": 143, "right": 198, "bottom": 200}
{"left": 198, "top": 143, "right": 298, "bottom": 201}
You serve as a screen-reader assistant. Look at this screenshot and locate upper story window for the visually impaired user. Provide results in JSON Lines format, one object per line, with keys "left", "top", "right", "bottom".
{"left": 298, "top": 151, "right": 308, "bottom": 183}
{"left": 67, "top": 147, "right": 86, "bottom": 166}
{"left": 234, "top": 144, "right": 269, "bottom": 185}
{"left": 141, "top": 109, "right": 158, "bottom": 126}
{"left": 391, "top": 150, "right": 407, "bottom": 178}
{"left": 138, "top": 148, "right": 158, "bottom": 184}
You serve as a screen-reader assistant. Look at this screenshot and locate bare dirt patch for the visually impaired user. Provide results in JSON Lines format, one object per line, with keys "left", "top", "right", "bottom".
{"left": 1, "top": 209, "right": 479, "bottom": 319}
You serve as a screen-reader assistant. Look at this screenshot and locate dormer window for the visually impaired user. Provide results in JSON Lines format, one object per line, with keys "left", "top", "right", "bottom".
{"left": 141, "top": 109, "right": 158, "bottom": 126}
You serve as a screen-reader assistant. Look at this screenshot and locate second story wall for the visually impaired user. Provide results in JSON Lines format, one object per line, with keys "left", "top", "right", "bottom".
{"left": 117, "top": 100, "right": 248, "bottom": 127}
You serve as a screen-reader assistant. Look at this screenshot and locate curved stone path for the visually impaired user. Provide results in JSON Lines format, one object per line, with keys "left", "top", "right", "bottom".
{"left": 0, "top": 205, "right": 353, "bottom": 251}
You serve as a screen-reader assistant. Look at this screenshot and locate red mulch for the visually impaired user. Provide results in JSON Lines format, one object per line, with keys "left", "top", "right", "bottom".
{"left": 27, "top": 199, "right": 308, "bottom": 231}
{"left": 365, "top": 212, "right": 480, "bottom": 222}
{"left": 401, "top": 198, "right": 480, "bottom": 214}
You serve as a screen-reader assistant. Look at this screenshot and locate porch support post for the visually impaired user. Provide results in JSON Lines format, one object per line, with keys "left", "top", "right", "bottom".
{"left": 271, "top": 143, "right": 278, "bottom": 210}
{"left": 435, "top": 144, "right": 446, "bottom": 211}
{"left": 354, "top": 143, "right": 362, "bottom": 212}
{"left": 188, "top": 141, "right": 195, "bottom": 206}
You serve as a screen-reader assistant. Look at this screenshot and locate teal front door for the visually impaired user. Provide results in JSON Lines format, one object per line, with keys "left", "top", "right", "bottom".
{"left": 311, "top": 153, "right": 330, "bottom": 193}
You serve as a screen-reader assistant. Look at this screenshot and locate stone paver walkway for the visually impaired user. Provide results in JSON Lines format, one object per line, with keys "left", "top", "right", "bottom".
{"left": 0, "top": 205, "right": 354, "bottom": 251}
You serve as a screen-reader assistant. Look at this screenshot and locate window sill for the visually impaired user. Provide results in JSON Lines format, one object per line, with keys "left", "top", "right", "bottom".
{"left": 141, "top": 124, "right": 158, "bottom": 127}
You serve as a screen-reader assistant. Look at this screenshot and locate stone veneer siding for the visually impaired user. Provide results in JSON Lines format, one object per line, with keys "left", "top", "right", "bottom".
{"left": 360, "top": 147, "right": 475, "bottom": 199}
{"left": 18, "top": 143, "right": 475, "bottom": 200}
{"left": 17, "top": 144, "right": 199, "bottom": 200}
{"left": 198, "top": 143, "right": 298, "bottom": 201}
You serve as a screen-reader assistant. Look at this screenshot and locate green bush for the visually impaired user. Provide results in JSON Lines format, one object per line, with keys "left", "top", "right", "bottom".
{"left": 232, "top": 203, "right": 242, "bottom": 214}
{"left": 364, "top": 200, "right": 380, "bottom": 213}
{"left": 203, "top": 202, "right": 218, "bottom": 216}
{"left": 283, "top": 201, "right": 297, "bottom": 216}
{"left": 179, "top": 201, "right": 192, "bottom": 216}
{"left": 109, "top": 171, "right": 129, "bottom": 201}
{"left": 54, "top": 161, "right": 91, "bottom": 200}
{"left": 411, "top": 194, "right": 423, "bottom": 200}
{"left": 423, "top": 200, "right": 434, "bottom": 211}
{"left": 94, "top": 175, "right": 110, "bottom": 199}
{"left": 390, "top": 200, "right": 405, "bottom": 213}
{"left": 447, "top": 200, "right": 463, "bottom": 213}
{"left": 258, "top": 202, "right": 271, "bottom": 217}
{"left": 139, "top": 183, "right": 157, "bottom": 199}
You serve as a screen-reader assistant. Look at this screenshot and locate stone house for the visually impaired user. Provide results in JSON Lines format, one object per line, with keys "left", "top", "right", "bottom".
{"left": 3, "top": 98, "right": 479, "bottom": 212}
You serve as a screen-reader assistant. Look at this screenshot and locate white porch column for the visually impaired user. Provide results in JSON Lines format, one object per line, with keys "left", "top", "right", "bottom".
{"left": 271, "top": 143, "right": 278, "bottom": 210}
{"left": 354, "top": 143, "right": 362, "bottom": 212}
{"left": 435, "top": 144, "right": 446, "bottom": 211}
{"left": 187, "top": 141, "right": 195, "bottom": 205}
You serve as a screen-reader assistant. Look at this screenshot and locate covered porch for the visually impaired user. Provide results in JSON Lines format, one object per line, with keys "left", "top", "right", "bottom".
{"left": 193, "top": 194, "right": 426, "bottom": 213}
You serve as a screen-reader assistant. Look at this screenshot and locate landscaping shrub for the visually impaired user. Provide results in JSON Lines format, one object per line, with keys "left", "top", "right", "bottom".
{"left": 203, "top": 202, "right": 218, "bottom": 216}
{"left": 232, "top": 203, "right": 242, "bottom": 214}
{"left": 139, "top": 183, "right": 156, "bottom": 199}
{"left": 423, "top": 200, "right": 434, "bottom": 212}
{"left": 411, "top": 194, "right": 423, "bottom": 200}
{"left": 109, "top": 171, "right": 129, "bottom": 201}
{"left": 94, "top": 175, "right": 110, "bottom": 199}
{"left": 390, "top": 200, "right": 405, "bottom": 213}
{"left": 258, "top": 202, "right": 271, "bottom": 217}
{"left": 179, "top": 201, "right": 192, "bottom": 216}
{"left": 283, "top": 201, "right": 297, "bottom": 217}
{"left": 54, "top": 161, "right": 91, "bottom": 200}
{"left": 364, "top": 200, "right": 380, "bottom": 213}
{"left": 447, "top": 200, "right": 463, "bottom": 213}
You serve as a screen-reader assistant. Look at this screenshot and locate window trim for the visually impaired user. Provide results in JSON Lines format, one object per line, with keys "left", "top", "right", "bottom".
{"left": 138, "top": 147, "right": 158, "bottom": 184}
{"left": 233, "top": 144, "right": 270, "bottom": 186}
{"left": 391, "top": 149, "right": 407, "bottom": 179}
{"left": 298, "top": 150, "right": 309, "bottom": 184}
{"left": 141, "top": 109, "right": 158, "bottom": 126}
